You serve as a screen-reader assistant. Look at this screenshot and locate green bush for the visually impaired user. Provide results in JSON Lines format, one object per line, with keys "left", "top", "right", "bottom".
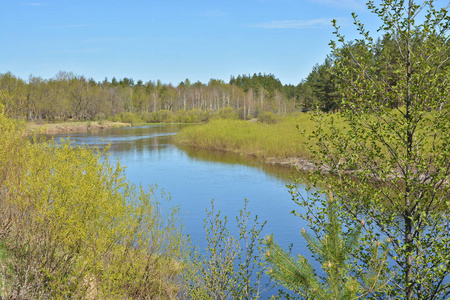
{"left": 186, "top": 109, "right": 210, "bottom": 123}
{"left": 155, "top": 110, "right": 173, "bottom": 123}
{"left": 95, "top": 113, "right": 106, "bottom": 121}
{"left": 141, "top": 109, "right": 210, "bottom": 124}
{"left": 257, "top": 111, "right": 279, "bottom": 124}
{"left": 174, "top": 110, "right": 190, "bottom": 123}
{"left": 184, "top": 199, "right": 267, "bottom": 299}
{"left": 142, "top": 110, "right": 174, "bottom": 123}
{"left": 116, "top": 112, "right": 143, "bottom": 125}
{"left": 217, "top": 107, "right": 239, "bottom": 120}
{"left": 0, "top": 112, "right": 185, "bottom": 298}
{"left": 141, "top": 111, "right": 156, "bottom": 123}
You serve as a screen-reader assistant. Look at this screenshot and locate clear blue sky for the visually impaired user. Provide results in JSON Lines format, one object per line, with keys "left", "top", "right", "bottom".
{"left": 0, "top": 0, "right": 441, "bottom": 85}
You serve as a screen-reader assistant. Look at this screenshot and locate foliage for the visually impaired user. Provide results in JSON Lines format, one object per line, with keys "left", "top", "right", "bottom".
{"left": 304, "top": 59, "right": 340, "bottom": 112}
{"left": 0, "top": 111, "right": 185, "bottom": 298}
{"left": 229, "top": 73, "right": 283, "bottom": 98}
{"left": 296, "top": 1, "right": 450, "bottom": 299}
{"left": 266, "top": 189, "right": 390, "bottom": 299}
{"left": 217, "top": 107, "right": 239, "bottom": 120}
{"left": 172, "top": 109, "right": 210, "bottom": 123}
{"left": 112, "top": 111, "right": 145, "bottom": 125}
{"left": 257, "top": 111, "right": 279, "bottom": 124}
{"left": 184, "top": 199, "right": 267, "bottom": 299}
{"left": 141, "top": 110, "right": 174, "bottom": 123}
{"left": 142, "top": 109, "right": 210, "bottom": 124}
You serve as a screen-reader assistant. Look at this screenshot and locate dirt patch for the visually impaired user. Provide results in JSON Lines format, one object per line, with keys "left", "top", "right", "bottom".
{"left": 265, "top": 157, "right": 331, "bottom": 173}
{"left": 26, "top": 121, "right": 131, "bottom": 134}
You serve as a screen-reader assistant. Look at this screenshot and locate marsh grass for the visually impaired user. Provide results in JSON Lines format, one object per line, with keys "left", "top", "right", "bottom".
{"left": 175, "top": 110, "right": 436, "bottom": 168}
{"left": 175, "top": 113, "right": 344, "bottom": 160}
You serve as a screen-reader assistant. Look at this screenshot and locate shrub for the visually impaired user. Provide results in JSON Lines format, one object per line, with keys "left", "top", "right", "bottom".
{"left": 142, "top": 110, "right": 175, "bottom": 123}
{"left": 184, "top": 199, "right": 267, "bottom": 299}
{"left": 187, "top": 109, "right": 210, "bottom": 123}
{"left": 141, "top": 111, "right": 156, "bottom": 123}
{"left": 0, "top": 111, "right": 185, "bottom": 298}
{"left": 117, "top": 112, "right": 143, "bottom": 125}
{"left": 257, "top": 111, "right": 279, "bottom": 124}
{"left": 217, "top": 107, "right": 239, "bottom": 120}
{"left": 95, "top": 113, "right": 106, "bottom": 122}
{"left": 174, "top": 110, "right": 190, "bottom": 123}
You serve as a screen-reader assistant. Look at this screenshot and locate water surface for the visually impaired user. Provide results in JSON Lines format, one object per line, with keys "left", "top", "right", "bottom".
{"left": 47, "top": 124, "right": 313, "bottom": 294}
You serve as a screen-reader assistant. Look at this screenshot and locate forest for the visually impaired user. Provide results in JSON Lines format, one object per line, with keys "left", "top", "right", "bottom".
{"left": 0, "top": 72, "right": 298, "bottom": 123}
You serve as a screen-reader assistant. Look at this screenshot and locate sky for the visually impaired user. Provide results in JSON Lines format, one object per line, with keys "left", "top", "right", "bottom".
{"left": 0, "top": 0, "right": 445, "bottom": 85}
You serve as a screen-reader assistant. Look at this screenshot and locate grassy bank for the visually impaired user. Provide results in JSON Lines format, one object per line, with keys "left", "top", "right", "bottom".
{"left": 174, "top": 113, "right": 322, "bottom": 166}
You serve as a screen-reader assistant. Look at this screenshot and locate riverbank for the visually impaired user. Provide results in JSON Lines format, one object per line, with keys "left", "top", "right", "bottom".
{"left": 264, "top": 157, "right": 330, "bottom": 172}
{"left": 174, "top": 113, "right": 333, "bottom": 172}
{"left": 26, "top": 120, "right": 131, "bottom": 134}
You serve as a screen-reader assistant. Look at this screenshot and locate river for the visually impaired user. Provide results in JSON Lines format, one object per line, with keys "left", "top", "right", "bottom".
{"left": 46, "top": 124, "right": 313, "bottom": 296}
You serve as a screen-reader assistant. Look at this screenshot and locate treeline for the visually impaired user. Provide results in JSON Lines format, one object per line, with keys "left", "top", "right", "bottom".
{"left": 0, "top": 72, "right": 299, "bottom": 123}
{"left": 0, "top": 69, "right": 330, "bottom": 124}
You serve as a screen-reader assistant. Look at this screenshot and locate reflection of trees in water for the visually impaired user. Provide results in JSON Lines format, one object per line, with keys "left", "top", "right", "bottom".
{"left": 110, "top": 135, "right": 174, "bottom": 157}
{"left": 178, "top": 144, "right": 301, "bottom": 182}
{"left": 97, "top": 124, "right": 187, "bottom": 155}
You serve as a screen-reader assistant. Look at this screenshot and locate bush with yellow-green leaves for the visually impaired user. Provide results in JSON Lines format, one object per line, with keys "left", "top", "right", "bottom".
{"left": 0, "top": 109, "right": 185, "bottom": 299}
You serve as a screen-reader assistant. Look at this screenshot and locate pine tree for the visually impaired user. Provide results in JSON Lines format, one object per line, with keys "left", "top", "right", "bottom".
{"left": 264, "top": 190, "right": 390, "bottom": 299}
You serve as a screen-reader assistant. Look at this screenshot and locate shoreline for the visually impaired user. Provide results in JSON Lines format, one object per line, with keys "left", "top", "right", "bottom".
{"left": 31, "top": 120, "right": 326, "bottom": 173}
{"left": 26, "top": 120, "right": 132, "bottom": 134}
{"left": 176, "top": 141, "right": 326, "bottom": 173}
{"left": 265, "top": 156, "right": 320, "bottom": 172}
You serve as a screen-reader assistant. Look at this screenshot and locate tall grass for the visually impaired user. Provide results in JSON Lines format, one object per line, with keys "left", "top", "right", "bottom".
{"left": 174, "top": 113, "right": 325, "bottom": 160}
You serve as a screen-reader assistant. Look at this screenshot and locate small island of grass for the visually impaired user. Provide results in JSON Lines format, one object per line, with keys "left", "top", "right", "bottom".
{"left": 174, "top": 113, "right": 335, "bottom": 171}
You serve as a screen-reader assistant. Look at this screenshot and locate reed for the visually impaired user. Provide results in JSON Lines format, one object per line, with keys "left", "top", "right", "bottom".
{"left": 175, "top": 112, "right": 330, "bottom": 160}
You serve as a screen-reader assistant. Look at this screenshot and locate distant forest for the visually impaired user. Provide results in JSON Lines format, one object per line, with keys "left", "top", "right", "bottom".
{"left": 0, "top": 55, "right": 342, "bottom": 122}
{"left": 0, "top": 71, "right": 319, "bottom": 123}
{"left": 2, "top": 34, "right": 445, "bottom": 122}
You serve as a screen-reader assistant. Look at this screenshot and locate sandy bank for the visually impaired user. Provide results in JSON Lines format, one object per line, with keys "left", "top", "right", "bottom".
{"left": 26, "top": 121, "right": 131, "bottom": 134}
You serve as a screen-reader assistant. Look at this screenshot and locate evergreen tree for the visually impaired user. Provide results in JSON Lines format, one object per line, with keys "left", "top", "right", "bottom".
{"left": 265, "top": 190, "right": 389, "bottom": 299}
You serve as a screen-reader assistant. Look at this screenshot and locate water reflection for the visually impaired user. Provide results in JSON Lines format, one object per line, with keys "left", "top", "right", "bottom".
{"left": 178, "top": 145, "right": 298, "bottom": 182}
{"left": 46, "top": 124, "right": 300, "bottom": 183}
{"left": 45, "top": 124, "right": 181, "bottom": 150}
